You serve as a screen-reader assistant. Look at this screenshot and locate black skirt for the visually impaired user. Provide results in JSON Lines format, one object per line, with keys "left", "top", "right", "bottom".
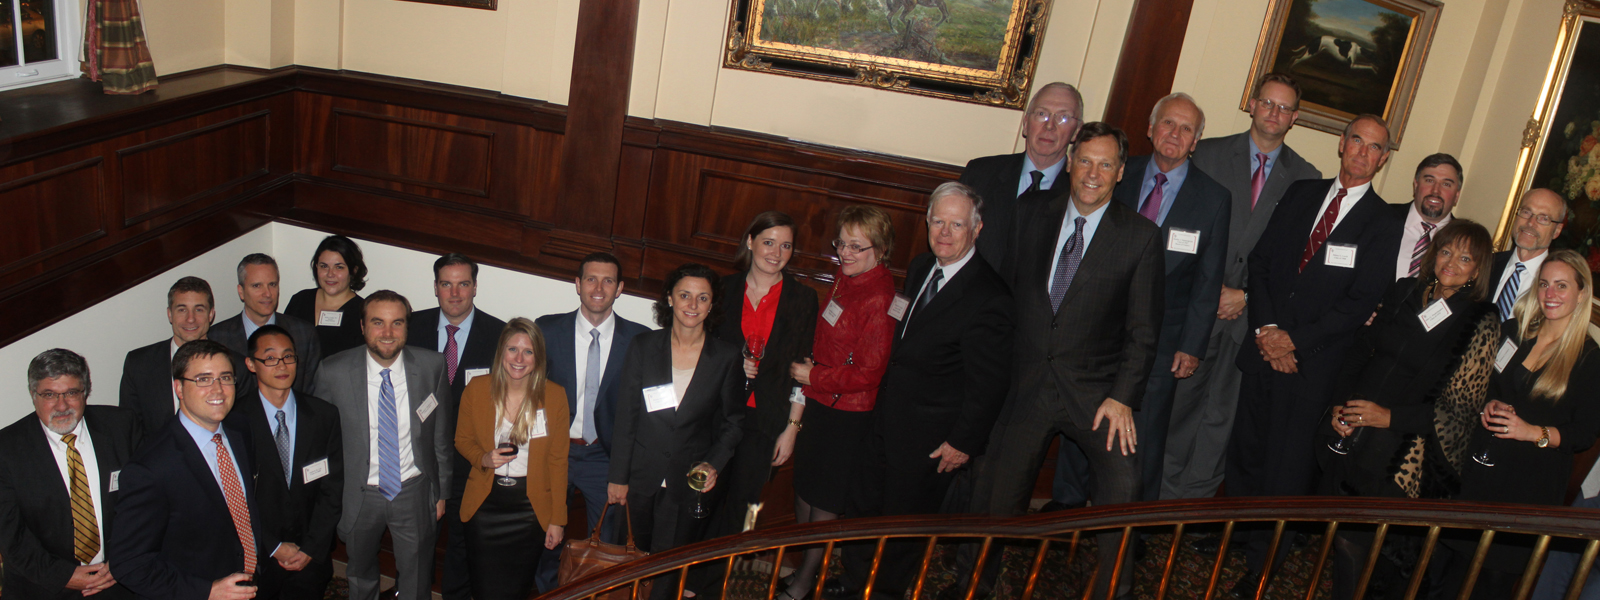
{"left": 465, "top": 478, "right": 545, "bottom": 600}
{"left": 793, "top": 398, "right": 872, "bottom": 514}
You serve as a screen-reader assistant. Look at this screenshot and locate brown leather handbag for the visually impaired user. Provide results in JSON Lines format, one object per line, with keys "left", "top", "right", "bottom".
{"left": 557, "top": 504, "right": 652, "bottom": 599}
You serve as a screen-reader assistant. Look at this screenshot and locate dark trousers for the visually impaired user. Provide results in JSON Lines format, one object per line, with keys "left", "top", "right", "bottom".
{"left": 628, "top": 486, "right": 711, "bottom": 600}
{"left": 1054, "top": 360, "right": 1177, "bottom": 505}
{"left": 839, "top": 421, "right": 965, "bottom": 597}
{"left": 1228, "top": 368, "right": 1330, "bottom": 571}
{"left": 442, "top": 455, "right": 471, "bottom": 600}
{"left": 536, "top": 441, "right": 618, "bottom": 593}
{"left": 255, "top": 554, "right": 335, "bottom": 600}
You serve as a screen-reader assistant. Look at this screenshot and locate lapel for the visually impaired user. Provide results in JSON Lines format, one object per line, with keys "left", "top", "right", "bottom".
{"left": 553, "top": 312, "right": 579, "bottom": 410}
{"left": 1054, "top": 203, "right": 1127, "bottom": 310}
{"left": 173, "top": 419, "right": 231, "bottom": 514}
{"left": 236, "top": 391, "right": 283, "bottom": 489}
{"left": 291, "top": 396, "right": 319, "bottom": 487}
{"left": 996, "top": 153, "right": 1027, "bottom": 198}
{"left": 674, "top": 338, "right": 720, "bottom": 423}
{"left": 344, "top": 353, "right": 370, "bottom": 454}
{"left": 904, "top": 256, "right": 976, "bottom": 339}
{"left": 895, "top": 256, "right": 932, "bottom": 341}
{"left": 24, "top": 422, "right": 71, "bottom": 509}
{"left": 1113, "top": 155, "right": 1151, "bottom": 213}
{"left": 83, "top": 415, "right": 118, "bottom": 523}
{"left": 759, "top": 274, "right": 801, "bottom": 372}
{"left": 403, "top": 350, "right": 426, "bottom": 438}
{"left": 1161, "top": 169, "right": 1207, "bottom": 275}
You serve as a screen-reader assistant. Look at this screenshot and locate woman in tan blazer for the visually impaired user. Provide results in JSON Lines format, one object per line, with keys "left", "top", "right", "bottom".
{"left": 456, "top": 317, "right": 570, "bottom": 600}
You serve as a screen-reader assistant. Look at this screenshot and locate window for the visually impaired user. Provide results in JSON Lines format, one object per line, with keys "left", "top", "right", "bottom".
{"left": 0, "top": 0, "right": 79, "bottom": 90}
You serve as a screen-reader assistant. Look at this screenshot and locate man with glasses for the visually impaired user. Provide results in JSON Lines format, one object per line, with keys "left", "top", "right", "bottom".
{"left": 224, "top": 325, "right": 344, "bottom": 600}
{"left": 1489, "top": 188, "right": 1567, "bottom": 321}
{"left": 121, "top": 276, "right": 219, "bottom": 437}
{"left": 0, "top": 349, "right": 141, "bottom": 599}
{"left": 212, "top": 254, "right": 323, "bottom": 394}
{"left": 958, "top": 81, "right": 1084, "bottom": 278}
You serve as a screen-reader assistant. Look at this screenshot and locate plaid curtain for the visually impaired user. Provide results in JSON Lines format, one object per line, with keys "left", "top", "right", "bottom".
{"left": 80, "top": 0, "right": 157, "bottom": 95}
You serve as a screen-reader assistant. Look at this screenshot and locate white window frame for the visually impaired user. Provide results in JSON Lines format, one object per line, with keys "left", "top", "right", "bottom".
{"left": 0, "top": 0, "right": 83, "bottom": 90}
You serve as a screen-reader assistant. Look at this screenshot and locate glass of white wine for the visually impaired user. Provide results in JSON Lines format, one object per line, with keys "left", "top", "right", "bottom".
{"left": 688, "top": 468, "right": 710, "bottom": 519}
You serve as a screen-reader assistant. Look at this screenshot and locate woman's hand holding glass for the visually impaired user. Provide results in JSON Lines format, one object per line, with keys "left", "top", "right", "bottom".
{"left": 1333, "top": 400, "right": 1391, "bottom": 435}
{"left": 1482, "top": 399, "right": 1539, "bottom": 441}
{"left": 481, "top": 445, "right": 516, "bottom": 469}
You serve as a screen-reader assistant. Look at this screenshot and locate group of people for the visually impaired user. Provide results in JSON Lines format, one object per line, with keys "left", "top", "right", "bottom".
{"left": 0, "top": 70, "right": 1594, "bottom": 600}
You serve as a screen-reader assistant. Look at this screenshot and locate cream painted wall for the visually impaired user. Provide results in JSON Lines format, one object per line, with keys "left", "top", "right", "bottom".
{"left": 142, "top": 0, "right": 226, "bottom": 75}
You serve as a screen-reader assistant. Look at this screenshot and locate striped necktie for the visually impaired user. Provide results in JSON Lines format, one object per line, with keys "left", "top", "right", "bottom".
{"left": 275, "top": 410, "right": 292, "bottom": 483}
{"left": 378, "top": 369, "right": 402, "bottom": 501}
{"left": 62, "top": 434, "right": 99, "bottom": 564}
{"left": 1408, "top": 221, "right": 1437, "bottom": 278}
{"left": 1498, "top": 263, "right": 1525, "bottom": 321}
{"left": 1301, "top": 188, "right": 1347, "bottom": 271}
{"left": 213, "top": 433, "right": 258, "bottom": 574}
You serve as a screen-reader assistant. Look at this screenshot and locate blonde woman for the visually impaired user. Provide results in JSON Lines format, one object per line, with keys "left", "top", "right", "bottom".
{"left": 456, "top": 317, "right": 569, "bottom": 600}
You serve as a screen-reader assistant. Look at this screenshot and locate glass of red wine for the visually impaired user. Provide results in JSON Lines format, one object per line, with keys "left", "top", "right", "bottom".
{"left": 495, "top": 437, "right": 519, "bottom": 487}
{"left": 1328, "top": 398, "right": 1366, "bottom": 455}
{"left": 743, "top": 335, "right": 766, "bottom": 391}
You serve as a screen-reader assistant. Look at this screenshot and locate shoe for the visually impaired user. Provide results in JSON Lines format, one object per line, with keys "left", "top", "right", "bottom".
{"left": 1225, "top": 568, "right": 1263, "bottom": 600}
{"left": 1190, "top": 533, "right": 1223, "bottom": 554}
{"left": 1038, "top": 500, "right": 1085, "bottom": 513}
{"left": 820, "top": 579, "right": 854, "bottom": 600}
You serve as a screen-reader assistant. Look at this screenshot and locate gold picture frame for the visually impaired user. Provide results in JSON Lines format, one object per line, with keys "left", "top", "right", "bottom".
{"left": 722, "top": 0, "right": 1052, "bottom": 108}
{"left": 1241, "top": 0, "right": 1442, "bottom": 147}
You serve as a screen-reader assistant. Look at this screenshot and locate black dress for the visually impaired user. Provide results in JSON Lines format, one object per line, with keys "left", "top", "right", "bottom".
{"left": 284, "top": 288, "right": 366, "bottom": 356}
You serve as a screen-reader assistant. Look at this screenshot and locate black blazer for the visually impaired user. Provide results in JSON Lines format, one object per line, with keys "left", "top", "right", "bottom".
{"left": 1239, "top": 180, "right": 1404, "bottom": 382}
{"left": 109, "top": 416, "right": 278, "bottom": 600}
{"left": 284, "top": 289, "right": 366, "bottom": 357}
{"left": 1112, "top": 156, "right": 1231, "bottom": 358}
{"left": 608, "top": 330, "right": 745, "bottom": 502}
{"left": 223, "top": 388, "right": 344, "bottom": 563}
{"left": 0, "top": 407, "right": 141, "bottom": 600}
{"left": 119, "top": 340, "right": 176, "bottom": 436}
{"left": 537, "top": 310, "right": 653, "bottom": 453}
{"left": 958, "top": 152, "right": 1060, "bottom": 277}
{"left": 405, "top": 307, "right": 507, "bottom": 403}
{"left": 210, "top": 312, "right": 323, "bottom": 394}
{"left": 878, "top": 252, "right": 1013, "bottom": 459}
{"left": 715, "top": 272, "right": 819, "bottom": 439}
{"left": 1010, "top": 194, "right": 1165, "bottom": 426}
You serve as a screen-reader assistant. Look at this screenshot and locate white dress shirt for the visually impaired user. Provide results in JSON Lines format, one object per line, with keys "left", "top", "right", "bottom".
{"left": 1305, "top": 179, "right": 1373, "bottom": 238}
{"left": 1394, "top": 204, "right": 1452, "bottom": 280}
{"left": 905, "top": 246, "right": 976, "bottom": 324}
{"left": 41, "top": 418, "right": 104, "bottom": 564}
{"left": 570, "top": 312, "right": 617, "bottom": 439}
{"left": 365, "top": 350, "right": 421, "bottom": 486}
{"left": 492, "top": 411, "right": 533, "bottom": 478}
{"left": 1494, "top": 249, "right": 1549, "bottom": 307}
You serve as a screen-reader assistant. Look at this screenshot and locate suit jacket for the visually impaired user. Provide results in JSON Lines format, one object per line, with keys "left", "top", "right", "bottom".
{"left": 715, "top": 272, "right": 818, "bottom": 439}
{"left": 1010, "top": 194, "right": 1165, "bottom": 427}
{"left": 878, "top": 252, "right": 1013, "bottom": 460}
{"left": 1238, "top": 179, "right": 1404, "bottom": 382}
{"left": 1112, "top": 156, "right": 1231, "bottom": 359}
{"left": 312, "top": 346, "right": 454, "bottom": 536}
{"left": 536, "top": 310, "right": 651, "bottom": 454}
{"left": 222, "top": 388, "right": 343, "bottom": 564}
{"left": 454, "top": 379, "right": 569, "bottom": 528}
{"left": 607, "top": 330, "right": 744, "bottom": 502}
{"left": 119, "top": 340, "right": 176, "bottom": 437}
{"left": 958, "top": 152, "right": 1060, "bottom": 277}
{"left": 210, "top": 312, "right": 323, "bottom": 394}
{"left": 1190, "top": 133, "right": 1323, "bottom": 342}
{"left": 109, "top": 416, "right": 278, "bottom": 600}
{"left": 0, "top": 407, "right": 140, "bottom": 600}
{"left": 406, "top": 307, "right": 508, "bottom": 403}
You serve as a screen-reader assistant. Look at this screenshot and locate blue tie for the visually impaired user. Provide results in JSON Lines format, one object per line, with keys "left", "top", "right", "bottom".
{"left": 582, "top": 329, "right": 602, "bottom": 443}
{"left": 1497, "top": 263, "right": 1525, "bottom": 322}
{"left": 378, "top": 369, "right": 402, "bottom": 501}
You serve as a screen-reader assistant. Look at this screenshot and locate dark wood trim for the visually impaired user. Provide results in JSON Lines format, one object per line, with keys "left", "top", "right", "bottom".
{"left": 393, "top": 0, "right": 496, "bottom": 10}
{"left": 1101, "top": 0, "right": 1197, "bottom": 157}
{"left": 552, "top": 0, "right": 641, "bottom": 240}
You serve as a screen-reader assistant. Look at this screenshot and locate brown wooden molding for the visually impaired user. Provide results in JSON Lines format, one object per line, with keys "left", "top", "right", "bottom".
{"left": 553, "top": 0, "right": 642, "bottom": 240}
{"left": 1102, "top": 0, "right": 1196, "bottom": 157}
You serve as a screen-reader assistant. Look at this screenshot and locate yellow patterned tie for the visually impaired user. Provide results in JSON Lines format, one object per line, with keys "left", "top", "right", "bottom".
{"left": 63, "top": 433, "right": 100, "bottom": 564}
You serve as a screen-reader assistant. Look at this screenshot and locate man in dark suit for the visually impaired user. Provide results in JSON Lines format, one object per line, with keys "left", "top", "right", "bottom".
{"left": 403, "top": 253, "right": 506, "bottom": 600}
{"left": 1226, "top": 114, "right": 1403, "bottom": 592}
{"left": 313, "top": 291, "right": 453, "bottom": 600}
{"left": 1388, "top": 154, "right": 1463, "bottom": 281}
{"left": 1489, "top": 188, "right": 1567, "bottom": 321}
{"left": 211, "top": 254, "right": 322, "bottom": 394}
{"left": 959, "top": 82, "right": 1083, "bottom": 276}
{"left": 120, "top": 276, "right": 217, "bottom": 436}
{"left": 0, "top": 349, "right": 141, "bottom": 600}
{"left": 225, "top": 325, "right": 343, "bottom": 600}
{"left": 1165, "top": 73, "right": 1322, "bottom": 501}
{"left": 110, "top": 340, "right": 301, "bottom": 600}
{"left": 532, "top": 251, "right": 650, "bottom": 591}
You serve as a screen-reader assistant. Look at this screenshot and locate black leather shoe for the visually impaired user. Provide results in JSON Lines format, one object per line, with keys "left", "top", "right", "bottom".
{"left": 1226, "top": 568, "right": 1263, "bottom": 600}
{"left": 1190, "top": 533, "right": 1223, "bottom": 554}
{"left": 820, "top": 579, "right": 853, "bottom": 600}
{"left": 1038, "top": 500, "right": 1085, "bottom": 513}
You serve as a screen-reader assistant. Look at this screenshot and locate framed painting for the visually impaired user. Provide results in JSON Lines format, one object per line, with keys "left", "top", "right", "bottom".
{"left": 1241, "top": 0, "right": 1442, "bottom": 146}
{"left": 1500, "top": 0, "right": 1600, "bottom": 268}
{"left": 722, "top": 0, "right": 1053, "bottom": 108}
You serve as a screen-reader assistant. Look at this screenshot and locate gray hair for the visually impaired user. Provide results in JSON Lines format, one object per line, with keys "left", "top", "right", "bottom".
{"left": 237, "top": 253, "right": 279, "bottom": 285}
{"left": 1149, "top": 92, "right": 1206, "bottom": 140}
{"left": 1341, "top": 114, "right": 1392, "bottom": 153}
{"left": 27, "top": 349, "right": 91, "bottom": 397}
{"left": 1027, "top": 82, "right": 1084, "bottom": 119}
{"left": 926, "top": 182, "right": 985, "bottom": 226}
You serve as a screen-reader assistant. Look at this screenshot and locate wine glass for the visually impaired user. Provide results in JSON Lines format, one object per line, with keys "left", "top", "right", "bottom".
{"left": 688, "top": 468, "right": 711, "bottom": 519}
{"left": 742, "top": 335, "right": 766, "bottom": 391}
{"left": 495, "top": 431, "right": 519, "bottom": 487}
{"left": 1472, "top": 445, "right": 1496, "bottom": 467}
{"left": 1327, "top": 398, "right": 1365, "bottom": 455}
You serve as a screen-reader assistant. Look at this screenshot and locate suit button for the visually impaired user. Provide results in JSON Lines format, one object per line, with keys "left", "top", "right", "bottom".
{"left": 1290, "top": 292, "right": 1295, "bottom": 298}
{"left": 1051, "top": 321, "right": 1059, "bottom": 329}
{"left": 1046, "top": 355, "right": 1054, "bottom": 361}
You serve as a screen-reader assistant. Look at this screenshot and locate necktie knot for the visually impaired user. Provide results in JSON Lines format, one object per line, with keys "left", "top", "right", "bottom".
{"left": 62, "top": 433, "right": 76, "bottom": 447}
{"left": 1421, "top": 221, "right": 1436, "bottom": 233}
{"left": 1075, "top": 216, "right": 1087, "bottom": 230}
{"left": 212, "top": 433, "right": 223, "bottom": 444}
{"left": 1028, "top": 170, "right": 1044, "bottom": 193}
{"left": 1155, "top": 172, "right": 1168, "bottom": 186}
{"left": 446, "top": 324, "right": 459, "bottom": 336}
{"left": 381, "top": 368, "right": 392, "bottom": 382}
{"left": 592, "top": 329, "right": 601, "bottom": 342}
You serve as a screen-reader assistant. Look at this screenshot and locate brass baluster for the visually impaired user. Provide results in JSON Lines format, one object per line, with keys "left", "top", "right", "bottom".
{"left": 910, "top": 537, "right": 938, "bottom": 600}
{"left": 1202, "top": 521, "right": 1236, "bottom": 600}
{"left": 721, "top": 554, "right": 737, "bottom": 599}
{"left": 1156, "top": 523, "right": 1185, "bottom": 600}
{"left": 675, "top": 565, "right": 690, "bottom": 598}
{"left": 1104, "top": 526, "right": 1134, "bottom": 600}
{"left": 1352, "top": 523, "right": 1389, "bottom": 600}
{"left": 812, "top": 540, "right": 837, "bottom": 600}
{"left": 862, "top": 536, "right": 888, "bottom": 600}
{"left": 1022, "top": 539, "right": 1053, "bottom": 600}
{"left": 766, "top": 546, "right": 788, "bottom": 600}
{"left": 1064, "top": 530, "right": 1083, "bottom": 565}
{"left": 1562, "top": 539, "right": 1600, "bottom": 600}
{"left": 1253, "top": 520, "right": 1288, "bottom": 600}
{"left": 1304, "top": 521, "right": 1339, "bottom": 600}
{"left": 1402, "top": 526, "right": 1442, "bottom": 600}
{"left": 1456, "top": 529, "right": 1496, "bottom": 600}
{"left": 1512, "top": 534, "right": 1553, "bottom": 600}
{"left": 967, "top": 537, "right": 996, "bottom": 600}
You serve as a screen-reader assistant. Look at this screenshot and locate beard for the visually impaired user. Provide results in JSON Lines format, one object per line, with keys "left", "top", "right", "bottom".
{"left": 1419, "top": 197, "right": 1447, "bottom": 220}
{"left": 45, "top": 410, "right": 81, "bottom": 435}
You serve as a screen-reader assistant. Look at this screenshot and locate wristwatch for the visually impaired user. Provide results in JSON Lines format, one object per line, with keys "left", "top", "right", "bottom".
{"left": 1538, "top": 426, "right": 1551, "bottom": 448}
{"left": 788, "top": 418, "right": 804, "bottom": 431}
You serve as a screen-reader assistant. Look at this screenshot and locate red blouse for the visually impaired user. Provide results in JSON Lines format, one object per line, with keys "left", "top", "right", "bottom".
{"left": 740, "top": 278, "right": 784, "bottom": 408}
{"left": 802, "top": 264, "right": 897, "bottom": 412}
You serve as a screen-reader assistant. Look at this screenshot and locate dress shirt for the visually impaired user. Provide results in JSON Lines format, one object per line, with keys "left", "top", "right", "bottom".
{"left": 365, "top": 350, "right": 421, "bottom": 485}
{"left": 1136, "top": 159, "right": 1191, "bottom": 226}
{"left": 569, "top": 311, "right": 617, "bottom": 438}
{"left": 177, "top": 412, "right": 282, "bottom": 555}
{"left": 40, "top": 418, "right": 104, "bottom": 564}
{"left": 905, "top": 246, "right": 976, "bottom": 324}
{"left": 262, "top": 389, "right": 298, "bottom": 467}
{"left": 242, "top": 312, "right": 277, "bottom": 341}
{"left": 436, "top": 309, "right": 476, "bottom": 354}
{"left": 1494, "top": 249, "right": 1549, "bottom": 307}
{"left": 1305, "top": 179, "right": 1373, "bottom": 238}
{"left": 1249, "top": 137, "right": 1283, "bottom": 182}
{"left": 1394, "top": 204, "right": 1452, "bottom": 280}
{"left": 1015, "top": 155, "right": 1067, "bottom": 198}
{"left": 1047, "top": 199, "right": 1110, "bottom": 283}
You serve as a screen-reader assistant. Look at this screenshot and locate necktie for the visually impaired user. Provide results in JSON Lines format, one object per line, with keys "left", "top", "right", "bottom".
{"left": 582, "top": 329, "right": 602, "bottom": 443}
{"left": 1139, "top": 173, "right": 1167, "bottom": 223}
{"left": 213, "top": 433, "right": 257, "bottom": 574}
{"left": 62, "top": 434, "right": 99, "bottom": 564}
{"left": 1498, "top": 263, "right": 1525, "bottom": 321}
{"left": 444, "top": 324, "right": 460, "bottom": 383}
{"left": 911, "top": 267, "right": 944, "bottom": 323}
{"left": 1300, "top": 188, "right": 1348, "bottom": 272}
{"left": 1250, "top": 152, "right": 1268, "bottom": 208}
{"left": 275, "top": 410, "right": 292, "bottom": 483}
{"left": 378, "top": 369, "right": 402, "bottom": 501}
{"left": 1050, "top": 217, "right": 1087, "bottom": 311}
{"left": 1025, "top": 170, "right": 1044, "bottom": 195}
{"left": 1408, "top": 221, "right": 1437, "bottom": 278}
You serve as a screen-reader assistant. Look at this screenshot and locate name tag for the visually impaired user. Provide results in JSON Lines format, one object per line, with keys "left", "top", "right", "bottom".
{"left": 318, "top": 310, "right": 343, "bottom": 327}
{"left": 109, "top": 470, "right": 120, "bottom": 492}
{"left": 1325, "top": 243, "right": 1358, "bottom": 268}
{"left": 464, "top": 368, "right": 490, "bottom": 385}
{"left": 789, "top": 386, "right": 806, "bottom": 405}
{"left": 887, "top": 294, "right": 910, "bottom": 321}
{"left": 1167, "top": 228, "right": 1200, "bottom": 254}
{"left": 822, "top": 300, "right": 844, "bottom": 326}
{"left": 1418, "top": 299, "right": 1453, "bottom": 332}
{"left": 531, "top": 409, "right": 548, "bottom": 438}
{"left": 1495, "top": 339, "right": 1518, "bottom": 373}
{"left": 302, "top": 458, "right": 330, "bottom": 483}
{"left": 644, "top": 383, "right": 678, "bottom": 412}
{"left": 418, "top": 394, "right": 438, "bottom": 422}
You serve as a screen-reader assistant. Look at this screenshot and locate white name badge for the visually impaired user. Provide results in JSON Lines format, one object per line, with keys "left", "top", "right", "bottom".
{"left": 1167, "top": 228, "right": 1201, "bottom": 254}
{"left": 887, "top": 294, "right": 910, "bottom": 321}
{"left": 464, "top": 368, "right": 490, "bottom": 385}
{"left": 530, "top": 409, "right": 548, "bottom": 438}
{"left": 109, "top": 470, "right": 120, "bottom": 492}
{"left": 1418, "top": 299, "right": 1453, "bottom": 332}
{"left": 418, "top": 394, "right": 438, "bottom": 422}
{"left": 644, "top": 383, "right": 678, "bottom": 412}
{"left": 822, "top": 300, "right": 844, "bottom": 326}
{"left": 318, "top": 310, "right": 343, "bottom": 327}
{"left": 789, "top": 386, "right": 806, "bottom": 405}
{"left": 1495, "top": 339, "right": 1518, "bottom": 373}
{"left": 1325, "top": 244, "right": 1358, "bottom": 268}
{"left": 302, "top": 457, "right": 330, "bottom": 484}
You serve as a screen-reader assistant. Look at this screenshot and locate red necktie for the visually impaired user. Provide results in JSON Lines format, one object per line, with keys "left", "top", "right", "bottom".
{"left": 444, "top": 324, "right": 460, "bottom": 383}
{"left": 1300, "top": 188, "right": 1347, "bottom": 272}
{"left": 1250, "top": 152, "right": 1268, "bottom": 208}
{"left": 214, "top": 433, "right": 258, "bottom": 574}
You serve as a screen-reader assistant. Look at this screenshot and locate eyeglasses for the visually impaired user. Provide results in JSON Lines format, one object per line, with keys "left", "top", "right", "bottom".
{"left": 35, "top": 389, "right": 86, "bottom": 402}
{"left": 1253, "top": 98, "right": 1297, "bottom": 114}
{"left": 179, "top": 374, "right": 237, "bottom": 387}
{"left": 831, "top": 240, "right": 875, "bottom": 254}
{"left": 250, "top": 354, "right": 297, "bottom": 367}
{"left": 1029, "top": 109, "right": 1079, "bottom": 128}
{"left": 1517, "top": 208, "right": 1563, "bottom": 227}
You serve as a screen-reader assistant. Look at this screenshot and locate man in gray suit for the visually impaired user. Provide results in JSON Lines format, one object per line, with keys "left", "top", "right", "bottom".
{"left": 1163, "top": 73, "right": 1322, "bottom": 501}
{"left": 210, "top": 253, "right": 322, "bottom": 393}
{"left": 313, "top": 291, "right": 453, "bottom": 600}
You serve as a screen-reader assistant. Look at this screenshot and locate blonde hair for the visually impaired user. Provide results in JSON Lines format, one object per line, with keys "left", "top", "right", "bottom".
{"left": 1512, "top": 249, "right": 1594, "bottom": 401}
{"left": 490, "top": 317, "right": 549, "bottom": 444}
